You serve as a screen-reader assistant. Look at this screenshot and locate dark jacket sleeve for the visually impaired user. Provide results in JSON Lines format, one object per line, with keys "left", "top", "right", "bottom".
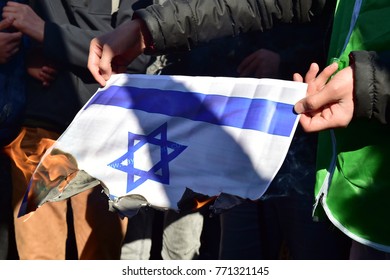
{"left": 134, "top": 0, "right": 327, "bottom": 54}
{"left": 350, "top": 50, "right": 390, "bottom": 124}
{"left": 42, "top": 0, "right": 150, "bottom": 74}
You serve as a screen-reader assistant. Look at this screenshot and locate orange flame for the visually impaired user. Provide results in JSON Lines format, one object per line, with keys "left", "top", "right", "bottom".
{"left": 3, "top": 128, "right": 55, "bottom": 186}
{"left": 193, "top": 196, "right": 216, "bottom": 210}
{"left": 4, "top": 128, "right": 79, "bottom": 214}
{"left": 32, "top": 149, "right": 78, "bottom": 192}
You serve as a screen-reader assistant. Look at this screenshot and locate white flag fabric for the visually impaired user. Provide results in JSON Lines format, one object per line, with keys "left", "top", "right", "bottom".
{"left": 20, "top": 74, "right": 306, "bottom": 216}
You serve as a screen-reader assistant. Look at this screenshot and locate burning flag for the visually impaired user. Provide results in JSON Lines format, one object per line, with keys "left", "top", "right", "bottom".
{"left": 19, "top": 74, "right": 306, "bottom": 217}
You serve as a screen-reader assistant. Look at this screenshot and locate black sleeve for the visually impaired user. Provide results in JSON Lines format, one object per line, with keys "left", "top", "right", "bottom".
{"left": 114, "top": 0, "right": 153, "bottom": 74}
{"left": 42, "top": 0, "right": 151, "bottom": 74}
{"left": 134, "top": 0, "right": 327, "bottom": 54}
{"left": 115, "top": 0, "right": 153, "bottom": 25}
{"left": 350, "top": 50, "right": 390, "bottom": 124}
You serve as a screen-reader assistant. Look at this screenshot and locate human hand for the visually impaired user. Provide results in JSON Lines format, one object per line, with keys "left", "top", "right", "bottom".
{"left": 0, "top": 18, "right": 22, "bottom": 64}
{"left": 237, "top": 49, "right": 281, "bottom": 78}
{"left": 293, "top": 62, "right": 355, "bottom": 132}
{"left": 26, "top": 49, "right": 58, "bottom": 87}
{"left": 88, "top": 19, "right": 148, "bottom": 87}
{"left": 27, "top": 64, "right": 58, "bottom": 87}
{"left": 2, "top": 1, "right": 45, "bottom": 42}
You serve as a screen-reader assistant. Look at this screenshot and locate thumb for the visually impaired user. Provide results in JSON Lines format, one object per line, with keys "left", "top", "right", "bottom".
{"left": 294, "top": 99, "right": 307, "bottom": 114}
{"left": 294, "top": 89, "right": 335, "bottom": 114}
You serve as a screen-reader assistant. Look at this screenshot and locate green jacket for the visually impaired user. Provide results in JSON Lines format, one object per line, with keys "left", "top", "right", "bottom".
{"left": 315, "top": 0, "right": 390, "bottom": 252}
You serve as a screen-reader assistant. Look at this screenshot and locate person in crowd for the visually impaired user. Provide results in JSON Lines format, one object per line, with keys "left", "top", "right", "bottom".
{"left": 87, "top": 0, "right": 328, "bottom": 87}
{"left": 87, "top": 0, "right": 390, "bottom": 258}
{"left": 2, "top": 0, "right": 150, "bottom": 259}
{"left": 293, "top": 0, "right": 390, "bottom": 257}
{"left": 118, "top": 0, "right": 348, "bottom": 260}
{"left": 89, "top": 0, "right": 342, "bottom": 260}
{"left": 0, "top": 0, "right": 26, "bottom": 259}
{"left": 120, "top": 35, "right": 252, "bottom": 259}
{"left": 224, "top": 13, "right": 350, "bottom": 259}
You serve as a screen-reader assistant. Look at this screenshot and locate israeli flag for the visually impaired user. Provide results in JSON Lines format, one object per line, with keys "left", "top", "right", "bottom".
{"left": 21, "top": 74, "right": 306, "bottom": 215}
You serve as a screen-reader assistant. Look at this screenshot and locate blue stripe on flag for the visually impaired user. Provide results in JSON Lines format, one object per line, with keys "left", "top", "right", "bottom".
{"left": 87, "top": 85, "right": 296, "bottom": 136}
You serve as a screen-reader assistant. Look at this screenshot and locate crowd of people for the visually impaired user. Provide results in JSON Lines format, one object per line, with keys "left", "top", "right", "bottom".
{"left": 1, "top": 0, "right": 389, "bottom": 260}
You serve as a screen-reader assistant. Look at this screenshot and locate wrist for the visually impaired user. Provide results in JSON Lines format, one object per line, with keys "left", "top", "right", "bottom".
{"left": 25, "top": 20, "right": 45, "bottom": 43}
{"left": 34, "top": 21, "right": 45, "bottom": 43}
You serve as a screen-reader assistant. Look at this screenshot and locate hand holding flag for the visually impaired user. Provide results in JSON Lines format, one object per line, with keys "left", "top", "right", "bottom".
{"left": 19, "top": 74, "right": 306, "bottom": 217}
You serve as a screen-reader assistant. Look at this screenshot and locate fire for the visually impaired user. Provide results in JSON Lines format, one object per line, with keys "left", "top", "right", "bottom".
{"left": 193, "top": 196, "right": 216, "bottom": 210}
{"left": 3, "top": 128, "right": 56, "bottom": 185}
{"left": 33, "top": 148, "right": 78, "bottom": 191}
{"left": 4, "top": 128, "right": 79, "bottom": 214}
{"left": 177, "top": 188, "right": 217, "bottom": 212}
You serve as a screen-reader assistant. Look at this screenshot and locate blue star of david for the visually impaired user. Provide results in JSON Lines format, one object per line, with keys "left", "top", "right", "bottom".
{"left": 108, "top": 122, "right": 187, "bottom": 193}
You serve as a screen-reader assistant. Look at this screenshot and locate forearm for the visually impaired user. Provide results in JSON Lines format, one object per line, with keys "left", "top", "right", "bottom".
{"left": 351, "top": 50, "right": 390, "bottom": 124}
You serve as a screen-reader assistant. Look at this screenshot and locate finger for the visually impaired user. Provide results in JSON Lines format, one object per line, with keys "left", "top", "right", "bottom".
{"left": 298, "top": 113, "right": 330, "bottom": 132}
{"left": 88, "top": 38, "right": 106, "bottom": 87}
{"left": 2, "top": 4, "right": 19, "bottom": 16}
{"left": 41, "top": 65, "right": 57, "bottom": 76}
{"left": 0, "top": 46, "right": 20, "bottom": 62}
{"left": 0, "top": 18, "right": 13, "bottom": 30}
{"left": 8, "top": 31, "right": 22, "bottom": 42}
{"left": 320, "top": 106, "right": 333, "bottom": 121}
{"left": 98, "top": 44, "right": 115, "bottom": 81}
{"left": 312, "top": 62, "right": 338, "bottom": 88}
{"left": 304, "top": 63, "right": 321, "bottom": 96}
{"left": 304, "top": 63, "right": 320, "bottom": 82}
{"left": 293, "top": 73, "right": 303, "bottom": 82}
{"left": 7, "top": 45, "right": 20, "bottom": 57}
{"left": 294, "top": 87, "right": 338, "bottom": 115}
{"left": 299, "top": 107, "right": 351, "bottom": 132}
{"left": 6, "top": 39, "right": 21, "bottom": 52}
{"left": 4, "top": 1, "right": 21, "bottom": 7}
{"left": 39, "top": 70, "right": 55, "bottom": 82}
